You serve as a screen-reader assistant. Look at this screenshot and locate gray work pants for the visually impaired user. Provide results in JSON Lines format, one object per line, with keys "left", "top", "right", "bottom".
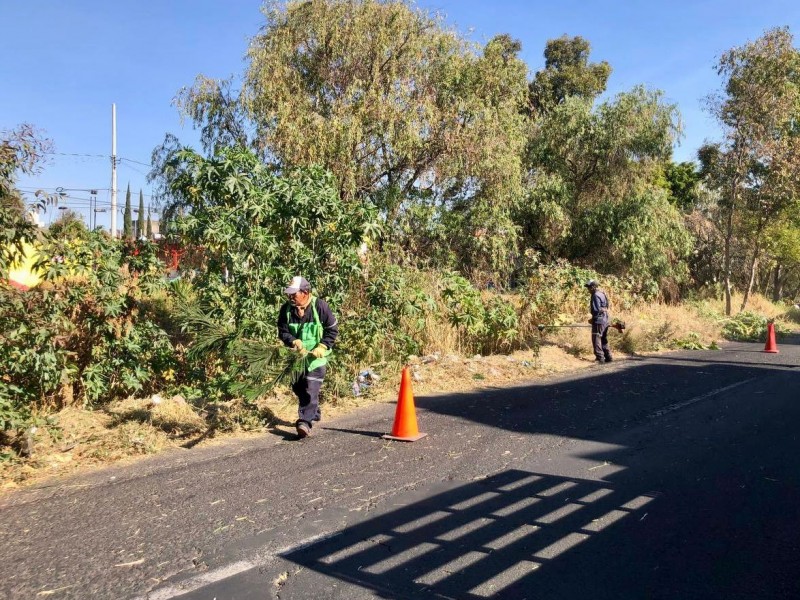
{"left": 293, "top": 365, "right": 325, "bottom": 426}
{"left": 592, "top": 323, "right": 612, "bottom": 361}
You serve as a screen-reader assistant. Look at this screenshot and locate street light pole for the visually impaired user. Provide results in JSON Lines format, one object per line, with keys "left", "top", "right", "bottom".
{"left": 110, "top": 104, "right": 117, "bottom": 237}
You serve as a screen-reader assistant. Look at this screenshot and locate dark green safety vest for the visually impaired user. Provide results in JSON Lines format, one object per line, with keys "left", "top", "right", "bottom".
{"left": 287, "top": 297, "right": 331, "bottom": 371}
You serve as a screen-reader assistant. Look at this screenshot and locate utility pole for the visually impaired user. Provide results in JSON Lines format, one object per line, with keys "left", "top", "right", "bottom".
{"left": 90, "top": 189, "right": 98, "bottom": 229}
{"left": 111, "top": 103, "right": 117, "bottom": 237}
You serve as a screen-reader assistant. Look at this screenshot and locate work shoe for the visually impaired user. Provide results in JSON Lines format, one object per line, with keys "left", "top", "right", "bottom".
{"left": 296, "top": 421, "right": 311, "bottom": 439}
{"left": 604, "top": 356, "right": 613, "bottom": 363}
{"left": 594, "top": 358, "right": 605, "bottom": 364}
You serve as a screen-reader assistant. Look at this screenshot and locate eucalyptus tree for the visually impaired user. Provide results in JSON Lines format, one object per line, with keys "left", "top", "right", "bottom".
{"left": 528, "top": 35, "right": 611, "bottom": 115}
{"left": 703, "top": 27, "right": 800, "bottom": 314}
{"left": 522, "top": 86, "right": 687, "bottom": 292}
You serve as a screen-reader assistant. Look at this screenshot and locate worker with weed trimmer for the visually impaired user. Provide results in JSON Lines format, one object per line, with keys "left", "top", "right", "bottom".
{"left": 277, "top": 276, "right": 339, "bottom": 439}
{"left": 586, "top": 279, "right": 613, "bottom": 363}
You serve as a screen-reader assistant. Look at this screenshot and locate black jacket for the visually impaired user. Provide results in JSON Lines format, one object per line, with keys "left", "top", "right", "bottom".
{"left": 277, "top": 297, "right": 339, "bottom": 349}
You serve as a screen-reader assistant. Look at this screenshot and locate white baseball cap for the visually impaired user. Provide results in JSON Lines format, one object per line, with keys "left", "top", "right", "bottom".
{"left": 283, "top": 276, "right": 311, "bottom": 294}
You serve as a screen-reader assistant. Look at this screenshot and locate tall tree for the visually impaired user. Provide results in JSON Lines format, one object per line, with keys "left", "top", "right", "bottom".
{"left": 521, "top": 86, "right": 685, "bottom": 292}
{"left": 174, "top": 0, "right": 529, "bottom": 283}
{"left": 704, "top": 27, "right": 800, "bottom": 314}
{"left": 527, "top": 86, "right": 680, "bottom": 211}
{"left": 137, "top": 189, "right": 145, "bottom": 238}
{"left": 123, "top": 183, "right": 133, "bottom": 240}
{"left": 529, "top": 35, "right": 611, "bottom": 114}
{"left": 146, "top": 208, "right": 153, "bottom": 239}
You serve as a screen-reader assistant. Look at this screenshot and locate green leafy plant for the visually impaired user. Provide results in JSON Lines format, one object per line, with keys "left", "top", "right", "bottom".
{"left": 159, "top": 146, "right": 379, "bottom": 402}
{"left": 721, "top": 312, "right": 788, "bottom": 342}
{"left": 669, "top": 332, "right": 717, "bottom": 350}
{"left": 0, "top": 229, "right": 176, "bottom": 443}
{"left": 440, "top": 273, "right": 520, "bottom": 354}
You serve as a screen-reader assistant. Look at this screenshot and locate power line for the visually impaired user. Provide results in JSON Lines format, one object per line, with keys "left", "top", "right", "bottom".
{"left": 43, "top": 151, "right": 153, "bottom": 167}
{"left": 43, "top": 151, "right": 108, "bottom": 159}
{"left": 17, "top": 186, "right": 159, "bottom": 200}
{"left": 117, "top": 160, "right": 150, "bottom": 177}
{"left": 118, "top": 157, "right": 153, "bottom": 168}
{"left": 19, "top": 191, "right": 160, "bottom": 212}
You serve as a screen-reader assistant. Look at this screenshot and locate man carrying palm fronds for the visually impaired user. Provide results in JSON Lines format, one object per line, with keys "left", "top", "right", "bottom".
{"left": 277, "top": 276, "right": 339, "bottom": 439}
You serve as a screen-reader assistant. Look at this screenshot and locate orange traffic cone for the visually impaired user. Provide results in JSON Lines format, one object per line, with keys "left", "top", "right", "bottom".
{"left": 764, "top": 321, "right": 779, "bottom": 354}
{"left": 382, "top": 367, "right": 427, "bottom": 442}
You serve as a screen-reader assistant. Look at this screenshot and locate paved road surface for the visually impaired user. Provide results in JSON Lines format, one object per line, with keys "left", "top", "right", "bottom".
{"left": 1, "top": 339, "right": 798, "bottom": 599}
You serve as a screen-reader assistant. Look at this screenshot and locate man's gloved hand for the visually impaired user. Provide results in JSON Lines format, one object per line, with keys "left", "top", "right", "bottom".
{"left": 310, "top": 344, "right": 328, "bottom": 359}
{"left": 587, "top": 318, "right": 593, "bottom": 325}
{"left": 292, "top": 339, "right": 306, "bottom": 353}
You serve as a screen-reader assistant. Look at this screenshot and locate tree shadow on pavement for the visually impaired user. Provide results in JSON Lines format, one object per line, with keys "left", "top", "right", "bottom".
{"left": 283, "top": 469, "right": 663, "bottom": 599}
{"left": 281, "top": 347, "right": 800, "bottom": 599}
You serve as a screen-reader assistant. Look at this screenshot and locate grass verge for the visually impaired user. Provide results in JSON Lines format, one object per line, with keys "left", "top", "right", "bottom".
{"left": 1, "top": 292, "right": 796, "bottom": 492}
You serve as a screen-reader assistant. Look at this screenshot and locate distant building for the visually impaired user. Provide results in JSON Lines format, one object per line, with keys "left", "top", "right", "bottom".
{"left": 133, "top": 218, "right": 161, "bottom": 240}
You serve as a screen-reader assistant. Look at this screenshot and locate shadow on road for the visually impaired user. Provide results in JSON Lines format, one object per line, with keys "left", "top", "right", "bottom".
{"left": 281, "top": 348, "right": 800, "bottom": 599}
{"left": 284, "top": 469, "right": 658, "bottom": 599}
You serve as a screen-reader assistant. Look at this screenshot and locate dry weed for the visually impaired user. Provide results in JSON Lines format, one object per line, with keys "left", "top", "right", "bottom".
{"left": 4, "top": 292, "right": 794, "bottom": 492}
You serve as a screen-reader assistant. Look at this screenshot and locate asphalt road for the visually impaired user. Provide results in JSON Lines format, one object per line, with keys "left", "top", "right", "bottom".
{"left": 1, "top": 338, "right": 798, "bottom": 600}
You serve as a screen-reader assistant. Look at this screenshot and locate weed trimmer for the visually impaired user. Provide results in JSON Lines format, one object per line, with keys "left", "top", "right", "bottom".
{"left": 537, "top": 320, "right": 626, "bottom": 333}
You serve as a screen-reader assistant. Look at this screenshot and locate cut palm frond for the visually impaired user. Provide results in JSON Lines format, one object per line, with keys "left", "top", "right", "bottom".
{"left": 174, "top": 294, "right": 237, "bottom": 361}
{"left": 175, "top": 294, "right": 307, "bottom": 401}
{"left": 228, "top": 338, "right": 307, "bottom": 401}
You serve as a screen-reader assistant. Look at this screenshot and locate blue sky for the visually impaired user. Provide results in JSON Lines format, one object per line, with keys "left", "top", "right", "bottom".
{"left": 2, "top": 0, "right": 799, "bottom": 230}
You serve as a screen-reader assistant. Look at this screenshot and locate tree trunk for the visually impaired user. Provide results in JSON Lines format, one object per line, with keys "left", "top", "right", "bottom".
{"left": 740, "top": 216, "right": 765, "bottom": 312}
{"left": 772, "top": 262, "right": 783, "bottom": 302}
{"left": 739, "top": 252, "right": 758, "bottom": 312}
{"left": 722, "top": 195, "right": 736, "bottom": 316}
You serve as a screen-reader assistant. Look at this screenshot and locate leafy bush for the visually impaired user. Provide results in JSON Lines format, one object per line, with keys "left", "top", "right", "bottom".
{"left": 440, "top": 273, "right": 520, "bottom": 354}
{"left": 721, "top": 312, "right": 787, "bottom": 342}
{"left": 520, "top": 258, "right": 641, "bottom": 335}
{"left": 165, "top": 147, "right": 377, "bottom": 334}
{"left": 159, "top": 147, "right": 383, "bottom": 403}
{"left": 0, "top": 230, "right": 176, "bottom": 436}
{"left": 572, "top": 189, "right": 692, "bottom": 298}
{"left": 340, "top": 262, "right": 435, "bottom": 365}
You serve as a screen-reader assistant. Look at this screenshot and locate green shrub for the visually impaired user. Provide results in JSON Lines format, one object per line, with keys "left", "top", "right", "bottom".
{"left": 721, "top": 312, "right": 787, "bottom": 342}
{"left": 0, "top": 230, "right": 177, "bottom": 438}
{"left": 440, "top": 272, "right": 520, "bottom": 354}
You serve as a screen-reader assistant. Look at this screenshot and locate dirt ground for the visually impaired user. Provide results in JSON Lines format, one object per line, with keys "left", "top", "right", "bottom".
{"left": 5, "top": 294, "right": 795, "bottom": 492}
{"left": 0, "top": 339, "right": 605, "bottom": 492}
